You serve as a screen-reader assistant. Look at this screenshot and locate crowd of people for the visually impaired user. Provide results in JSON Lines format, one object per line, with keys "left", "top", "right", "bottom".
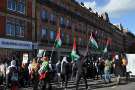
{"left": 0, "top": 53, "right": 128, "bottom": 90}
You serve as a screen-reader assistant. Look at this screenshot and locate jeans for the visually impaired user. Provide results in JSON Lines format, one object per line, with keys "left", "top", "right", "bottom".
{"left": 104, "top": 70, "right": 111, "bottom": 82}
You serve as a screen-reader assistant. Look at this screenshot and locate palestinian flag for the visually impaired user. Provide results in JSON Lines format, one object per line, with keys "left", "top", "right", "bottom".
{"left": 103, "top": 39, "right": 109, "bottom": 53}
{"left": 89, "top": 33, "right": 98, "bottom": 49}
{"left": 54, "top": 28, "right": 62, "bottom": 48}
{"left": 71, "top": 37, "right": 80, "bottom": 61}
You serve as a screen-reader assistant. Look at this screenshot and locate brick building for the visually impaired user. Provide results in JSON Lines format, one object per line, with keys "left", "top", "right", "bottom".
{"left": 36, "top": 0, "right": 125, "bottom": 61}
{"left": 0, "top": 0, "right": 134, "bottom": 62}
{"left": 0, "top": 0, "right": 35, "bottom": 60}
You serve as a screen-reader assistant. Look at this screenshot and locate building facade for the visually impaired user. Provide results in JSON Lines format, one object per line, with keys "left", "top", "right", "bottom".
{"left": 0, "top": 0, "right": 35, "bottom": 60}
{"left": 0, "top": 0, "right": 134, "bottom": 62}
{"left": 36, "top": 0, "right": 126, "bottom": 62}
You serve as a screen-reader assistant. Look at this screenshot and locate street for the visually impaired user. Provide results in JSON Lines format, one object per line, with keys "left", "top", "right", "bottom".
{"left": 9, "top": 77, "right": 135, "bottom": 90}
{"left": 96, "top": 82, "right": 135, "bottom": 90}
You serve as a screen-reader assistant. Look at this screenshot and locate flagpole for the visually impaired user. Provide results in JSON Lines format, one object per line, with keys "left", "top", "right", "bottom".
{"left": 50, "top": 27, "right": 60, "bottom": 62}
{"left": 50, "top": 46, "right": 55, "bottom": 62}
{"left": 84, "top": 33, "right": 92, "bottom": 57}
{"left": 50, "top": 37, "right": 57, "bottom": 61}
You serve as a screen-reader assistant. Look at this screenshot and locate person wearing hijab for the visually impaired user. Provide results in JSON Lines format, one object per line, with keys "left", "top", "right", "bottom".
{"left": 114, "top": 54, "right": 123, "bottom": 84}
{"left": 7, "top": 60, "right": 19, "bottom": 90}
{"left": 61, "top": 56, "right": 70, "bottom": 90}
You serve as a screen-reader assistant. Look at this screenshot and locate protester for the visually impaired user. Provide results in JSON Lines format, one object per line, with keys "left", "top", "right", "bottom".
{"left": 56, "top": 60, "right": 61, "bottom": 86}
{"left": 114, "top": 54, "right": 124, "bottom": 84}
{"left": 104, "top": 57, "right": 111, "bottom": 83}
{"left": 0, "top": 59, "right": 5, "bottom": 85}
{"left": 99, "top": 58, "right": 105, "bottom": 79}
{"left": 30, "top": 58, "right": 39, "bottom": 90}
{"left": 61, "top": 56, "right": 70, "bottom": 90}
{"left": 75, "top": 55, "right": 88, "bottom": 90}
{"left": 38, "top": 56, "right": 52, "bottom": 90}
{"left": 6, "top": 60, "right": 19, "bottom": 90}
{"left": 121, "top": 54, "right": 128, "bottom": 77}
{"left": 95, "top": 58, "right": 100, "bottom": 80}
{"left": 71, "top": 60, "right": 77, "bottom": 81}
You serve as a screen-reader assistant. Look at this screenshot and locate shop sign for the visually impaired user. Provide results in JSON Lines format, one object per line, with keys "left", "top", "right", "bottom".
{"left": 22, "top": 53, "right": 29, "bottom": 64}
{"left": 0, "top": 38, "right": 32, "bottom": 49}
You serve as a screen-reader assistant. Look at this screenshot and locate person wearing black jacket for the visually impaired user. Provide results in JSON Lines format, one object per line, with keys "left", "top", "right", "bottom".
{"left": 75, "top": 55, "right": 88, "bottom": 90}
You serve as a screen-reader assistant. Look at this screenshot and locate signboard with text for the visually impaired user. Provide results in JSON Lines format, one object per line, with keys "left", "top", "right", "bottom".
{"left": 0, "top": 38, "right": 32, "bottom": 49}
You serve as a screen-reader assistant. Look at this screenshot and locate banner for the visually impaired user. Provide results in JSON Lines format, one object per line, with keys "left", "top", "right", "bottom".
{"left": 126, "top": 54, "right": 135, "bottom": 75}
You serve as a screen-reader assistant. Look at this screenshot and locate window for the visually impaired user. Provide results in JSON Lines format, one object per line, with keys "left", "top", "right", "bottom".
{"left": 41, "top": 10, "right": 48, "bottom": 21}
{"left": 7, "top": 0, "right": 26, "bottom": 14}
{"left": 66, "top": 20, "right": 69, "bottom": 27}
{"left": 61, "top": 32, "right": 64, "bottom": 41}
{"left": 66, "top": 35, "right": 70, "bottom": 44}
{"left": 7, "top": 0, "right": 16, "bottom": 11}
{"left": 16, "top": 24, "right": 20, "bottom": 36}
{"left": 60, "top": 17, "right": 65, "bottom": 26}
{"left": 50, "top": 31, "right": 55, "bottom": 40}
{"left": 41, "top": 28, "right": 47, "bottom": 39}
{"left": 17, "top": 0, "right": 25, "bottom": 14}
{"left": 6, "top": 19, "right": 25, "bottom": 37}
{"left": 16, "top": 24, "right": 25, "bottom": 37}
{"left": 20, "top": 26, "right": 25, "bottom": 37}
{"left": 50, "top": 13, "right": 56, "bottom": 24}
{"left": 6, "top": 22, "right": 15, "bottom": 36}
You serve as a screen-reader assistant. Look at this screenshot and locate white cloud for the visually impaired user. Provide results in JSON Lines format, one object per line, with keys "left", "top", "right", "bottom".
{"left": 82, "top": 0, "right": 135, "bottom": 18}
{"left": 83, "top": 1, "right": 97, "bottom": 11}
{"left": 101, "top": 0, "right": 135, "bottom": 18}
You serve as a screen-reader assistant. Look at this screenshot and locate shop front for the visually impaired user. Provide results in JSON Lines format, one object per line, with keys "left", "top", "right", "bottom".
{"left": 0, "top": 38, "right": 33, "bottom": 63}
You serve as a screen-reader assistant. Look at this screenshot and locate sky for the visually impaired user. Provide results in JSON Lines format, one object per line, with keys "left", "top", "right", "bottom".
{"left": 76, "top": 0, "right": 135, "bottom": 34}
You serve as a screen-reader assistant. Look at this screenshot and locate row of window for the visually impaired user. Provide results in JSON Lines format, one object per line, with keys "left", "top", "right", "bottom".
{"left": 40, "top": 10, "right": 71, "bottom": 28}
{"left": 7, "top": 0, "right": 26, "bottom": 14}
{"left": 6, "top": 19, "right": 25, "bottom": 37}
{"left": 41, "top": 28, "right": 86, "bottom": 46}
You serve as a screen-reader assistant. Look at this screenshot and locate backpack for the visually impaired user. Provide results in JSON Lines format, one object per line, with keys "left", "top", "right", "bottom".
{"left": 9, "top": 67, "right": 18, "bottom": 81}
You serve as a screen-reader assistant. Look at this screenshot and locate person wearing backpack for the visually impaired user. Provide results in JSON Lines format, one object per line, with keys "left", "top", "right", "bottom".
{"left": 7, "top": 60, "right": 19, "bottom": 90}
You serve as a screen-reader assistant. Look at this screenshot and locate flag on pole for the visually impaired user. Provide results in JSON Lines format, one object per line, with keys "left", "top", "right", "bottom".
{"left": 103, "top": 39, "right": 111, "bottom": 53}
{"left": 89, "top": 33, "right": 98, "bottom": 49}
{"left": 54, "top": 28, "right": 62, "bottom": 48}
{"left": 103, "top": 39, "right": 109, "bottom": 53}
{"left": 71, "top": 37, "right": 80, "bottom": 61}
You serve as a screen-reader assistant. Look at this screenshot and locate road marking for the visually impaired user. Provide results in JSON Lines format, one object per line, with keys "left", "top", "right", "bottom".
{"left": 111, "top": 86, "right": 117, "bottom": 88}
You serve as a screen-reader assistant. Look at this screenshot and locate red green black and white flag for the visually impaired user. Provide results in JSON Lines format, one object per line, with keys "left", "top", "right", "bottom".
{"left": 54, "top": 28, "right": 62, "bottom": 48}
{"left": 89, "top": 33, "right": 98, "bottom": 49}
{"left": 71, "top": 37, "right": 80, "bottom": 61}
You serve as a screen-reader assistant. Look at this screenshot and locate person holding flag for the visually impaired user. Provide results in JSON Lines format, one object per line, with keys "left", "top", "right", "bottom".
{"left": 38, "top": 56, "right": 52, "bottom": 90}
{"left": 75, "top": 54, "right": 88, "bottom": 90}
{"left": 50, "top": 27, "right": 62, "bottom": 61}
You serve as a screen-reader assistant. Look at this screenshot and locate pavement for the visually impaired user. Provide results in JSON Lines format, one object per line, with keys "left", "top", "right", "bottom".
{"left": 1, "top": 77, "right": 135, "bottom": 90}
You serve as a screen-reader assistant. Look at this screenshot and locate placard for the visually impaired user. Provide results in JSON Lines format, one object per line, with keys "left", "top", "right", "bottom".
{"left": 22, "top": 53, "right": 28, "bottom": 64}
